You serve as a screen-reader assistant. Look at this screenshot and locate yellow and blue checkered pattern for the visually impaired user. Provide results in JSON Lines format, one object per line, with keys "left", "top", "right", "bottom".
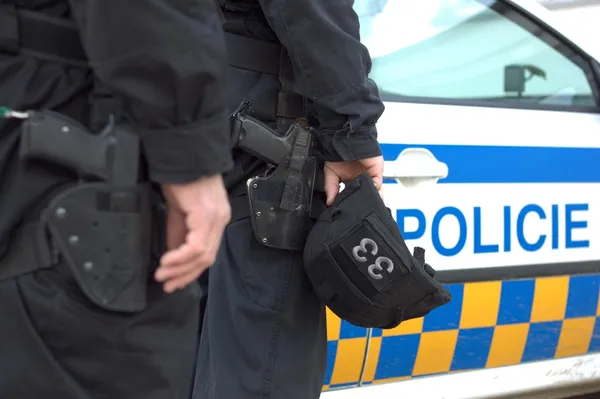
{"left": 322, "top": 273, "right": 600, "bottom": 391}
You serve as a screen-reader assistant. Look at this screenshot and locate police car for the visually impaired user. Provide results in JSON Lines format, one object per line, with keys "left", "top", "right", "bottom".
{"left": 321, "top": 0, "right": 600, "bottom": 397}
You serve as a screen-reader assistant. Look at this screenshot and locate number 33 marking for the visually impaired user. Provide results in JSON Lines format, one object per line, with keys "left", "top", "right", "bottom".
{"left": 352, "top": 238, "right": 394, "bottom": 280}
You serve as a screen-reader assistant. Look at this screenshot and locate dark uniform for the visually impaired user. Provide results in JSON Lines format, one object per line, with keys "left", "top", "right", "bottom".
{"left": 0, "top": 1, "right": 232, "bottom": 398}
{"left": 193, "top": 1, "right": 385, "bottom": 398}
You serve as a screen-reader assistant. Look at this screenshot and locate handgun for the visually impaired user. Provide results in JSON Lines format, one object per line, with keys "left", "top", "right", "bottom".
{"left": 230, "top": 111, "right": 311, "bottom": 166}
{"left": 19, "top": 110, "right": 139, "bottom": 187}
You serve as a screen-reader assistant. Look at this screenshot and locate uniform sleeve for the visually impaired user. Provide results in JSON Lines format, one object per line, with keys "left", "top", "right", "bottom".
{"left": 257, "top": 0, "right": 385, "bottom": 162}
{"left": 68, "top": 0, "right": 233, "bottom": 184}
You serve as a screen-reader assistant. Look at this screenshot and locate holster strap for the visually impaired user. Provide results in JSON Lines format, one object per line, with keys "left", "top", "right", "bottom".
{"left": 0, "top": 221, "right": 54, "bottom": 282}
{"left": 277, "top": 91, "right": 305, "bottom": 120}
{"left": 276, "top": 48, "right": 301, "bottom": 129}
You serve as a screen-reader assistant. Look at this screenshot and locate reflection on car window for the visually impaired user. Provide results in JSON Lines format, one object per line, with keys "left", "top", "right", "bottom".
{"left": 354, "top": 0, "right": 596, "bottom": 107}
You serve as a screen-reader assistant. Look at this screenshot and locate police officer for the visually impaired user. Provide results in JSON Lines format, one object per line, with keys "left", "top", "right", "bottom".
{"left": 0, "top": 1, "right": 232, "bottom": 398}
{"left": 193, "top": 1, "right": 386, "bottom": 398}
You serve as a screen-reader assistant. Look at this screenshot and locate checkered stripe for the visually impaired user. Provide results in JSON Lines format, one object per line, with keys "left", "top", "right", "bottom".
{"left": 322, "top": 273, "right": 600, "bottom": 391}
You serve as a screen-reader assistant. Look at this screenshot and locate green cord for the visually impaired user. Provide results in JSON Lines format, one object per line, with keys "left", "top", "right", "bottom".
{"left": 0, "top": 106, "right": 29, "bottom": 119}
{"left": 0, "top": 106, "right": 11, "bottom": 118}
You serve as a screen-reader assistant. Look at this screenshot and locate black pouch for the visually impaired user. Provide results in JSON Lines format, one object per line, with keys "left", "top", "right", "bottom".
{"left": 303, "top": 173, "right": 452, "bottom": 329}
{"left": 40, "top": 182, "right": 152, "bottom": 313}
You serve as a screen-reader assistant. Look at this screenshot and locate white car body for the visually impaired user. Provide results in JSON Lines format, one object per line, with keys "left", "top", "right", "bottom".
{"left": 320, "top": 1, "right": 600, "bottom": 397}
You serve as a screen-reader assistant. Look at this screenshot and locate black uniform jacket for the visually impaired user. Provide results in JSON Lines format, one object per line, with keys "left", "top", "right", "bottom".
{"left": 0, "top": 0, "right": 233, "bottom": 184}
{"left": 0, "top": 0, "right": 232, "bottom": 249}
{"left": 220, "top": 0, "right": 385, "bottom": 190}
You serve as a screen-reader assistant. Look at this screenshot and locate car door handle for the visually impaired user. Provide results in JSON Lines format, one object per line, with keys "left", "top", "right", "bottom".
{"left": 383, "top": 147, "right": 448, "bottom": 187}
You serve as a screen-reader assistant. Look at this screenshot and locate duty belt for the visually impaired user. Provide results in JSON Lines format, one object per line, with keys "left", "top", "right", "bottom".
{"left": 0, "top": 5, "right": 304, "bottom": 125}
{"left": 0, "top": 5, "right": 278, "bottom": 70}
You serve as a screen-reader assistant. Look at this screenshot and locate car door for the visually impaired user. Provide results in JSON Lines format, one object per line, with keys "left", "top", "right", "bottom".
{"left": 323, "top": 0, "right": 600, "bottom": 392}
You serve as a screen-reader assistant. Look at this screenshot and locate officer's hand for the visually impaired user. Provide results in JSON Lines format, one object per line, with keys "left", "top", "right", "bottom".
{"left": 324, "top": 156, "right": 384, "bottom": 206}
{"left": 155, "top": 175, "right": 231, "bottom": 293}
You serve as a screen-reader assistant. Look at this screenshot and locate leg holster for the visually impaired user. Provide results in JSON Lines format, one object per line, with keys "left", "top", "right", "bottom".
{"left": 0, "top": 111, "right": 156, "bottom": 314}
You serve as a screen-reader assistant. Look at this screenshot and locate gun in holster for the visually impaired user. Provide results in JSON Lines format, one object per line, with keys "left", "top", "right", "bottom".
{"left": 16, "top": 110, "right": 154, "bottom": 313}
{"left": 230, "top": 105, "right": 321, "bottom": 252}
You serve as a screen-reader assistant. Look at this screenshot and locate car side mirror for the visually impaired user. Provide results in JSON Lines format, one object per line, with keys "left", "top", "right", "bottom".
{"left": 504, "top": 65, "right": 526, "bottom": 93}
{"left": 504, "top": 64, "right": 547, "bottom": 95}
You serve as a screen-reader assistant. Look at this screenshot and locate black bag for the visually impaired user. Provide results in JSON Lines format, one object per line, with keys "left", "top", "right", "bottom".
{"left": 303, "top": 173, "right": 452, "bottom": 329}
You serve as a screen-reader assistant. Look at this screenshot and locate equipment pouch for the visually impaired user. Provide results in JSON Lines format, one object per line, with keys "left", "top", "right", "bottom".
{"left": 303, "top": 173, "right": 453, "bottom": 329}
{"left": 40, "top": 182, "right": 153, "bottom": 313}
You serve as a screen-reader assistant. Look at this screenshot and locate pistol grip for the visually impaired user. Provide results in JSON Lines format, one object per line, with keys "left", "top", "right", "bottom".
{"left": 234, "top": 114, "right": 294, "bottom": 166}
{"left": 19, "top": 110, "right": 111, "bottom": 180}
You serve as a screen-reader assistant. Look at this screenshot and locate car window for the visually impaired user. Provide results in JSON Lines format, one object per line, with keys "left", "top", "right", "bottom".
{"left": 354, "top": 0, "right": 597, "bottom": 108}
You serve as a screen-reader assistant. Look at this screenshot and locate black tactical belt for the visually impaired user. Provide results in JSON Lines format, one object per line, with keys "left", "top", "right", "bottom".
{"left": 0, "top": 6, "right": 304, "bottom": 123}
{"left": 0, "top": 5, "right": 283, "bottom": 75}
{"left": 0, "top": 5, "right": 88, "bottom": 66}
{"left": 224, "top": 33, "right": 281, "bottom": 76}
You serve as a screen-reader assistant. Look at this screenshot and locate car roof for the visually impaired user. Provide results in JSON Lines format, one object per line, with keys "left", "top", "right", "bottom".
{"left": 508, "top": 0, "right": 599, "bottom": 60}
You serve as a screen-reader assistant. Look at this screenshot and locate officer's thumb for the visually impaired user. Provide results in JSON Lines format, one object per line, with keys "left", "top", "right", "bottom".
{"left": 324, "top": 166, "right": 341, "bottom": 206}
{"left": 370, "top": 174, "right": 383, "bottom": 192}
{"left": 359, "top": 156, "right": 384, "bottom": 191}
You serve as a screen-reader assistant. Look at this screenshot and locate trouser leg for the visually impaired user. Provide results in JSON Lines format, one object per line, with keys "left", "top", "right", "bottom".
{"left": 0, "top": 261, "right": 201, "bottom": 399}
{"left": 193, "top": 217, "right": 327, "bottom": 399}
